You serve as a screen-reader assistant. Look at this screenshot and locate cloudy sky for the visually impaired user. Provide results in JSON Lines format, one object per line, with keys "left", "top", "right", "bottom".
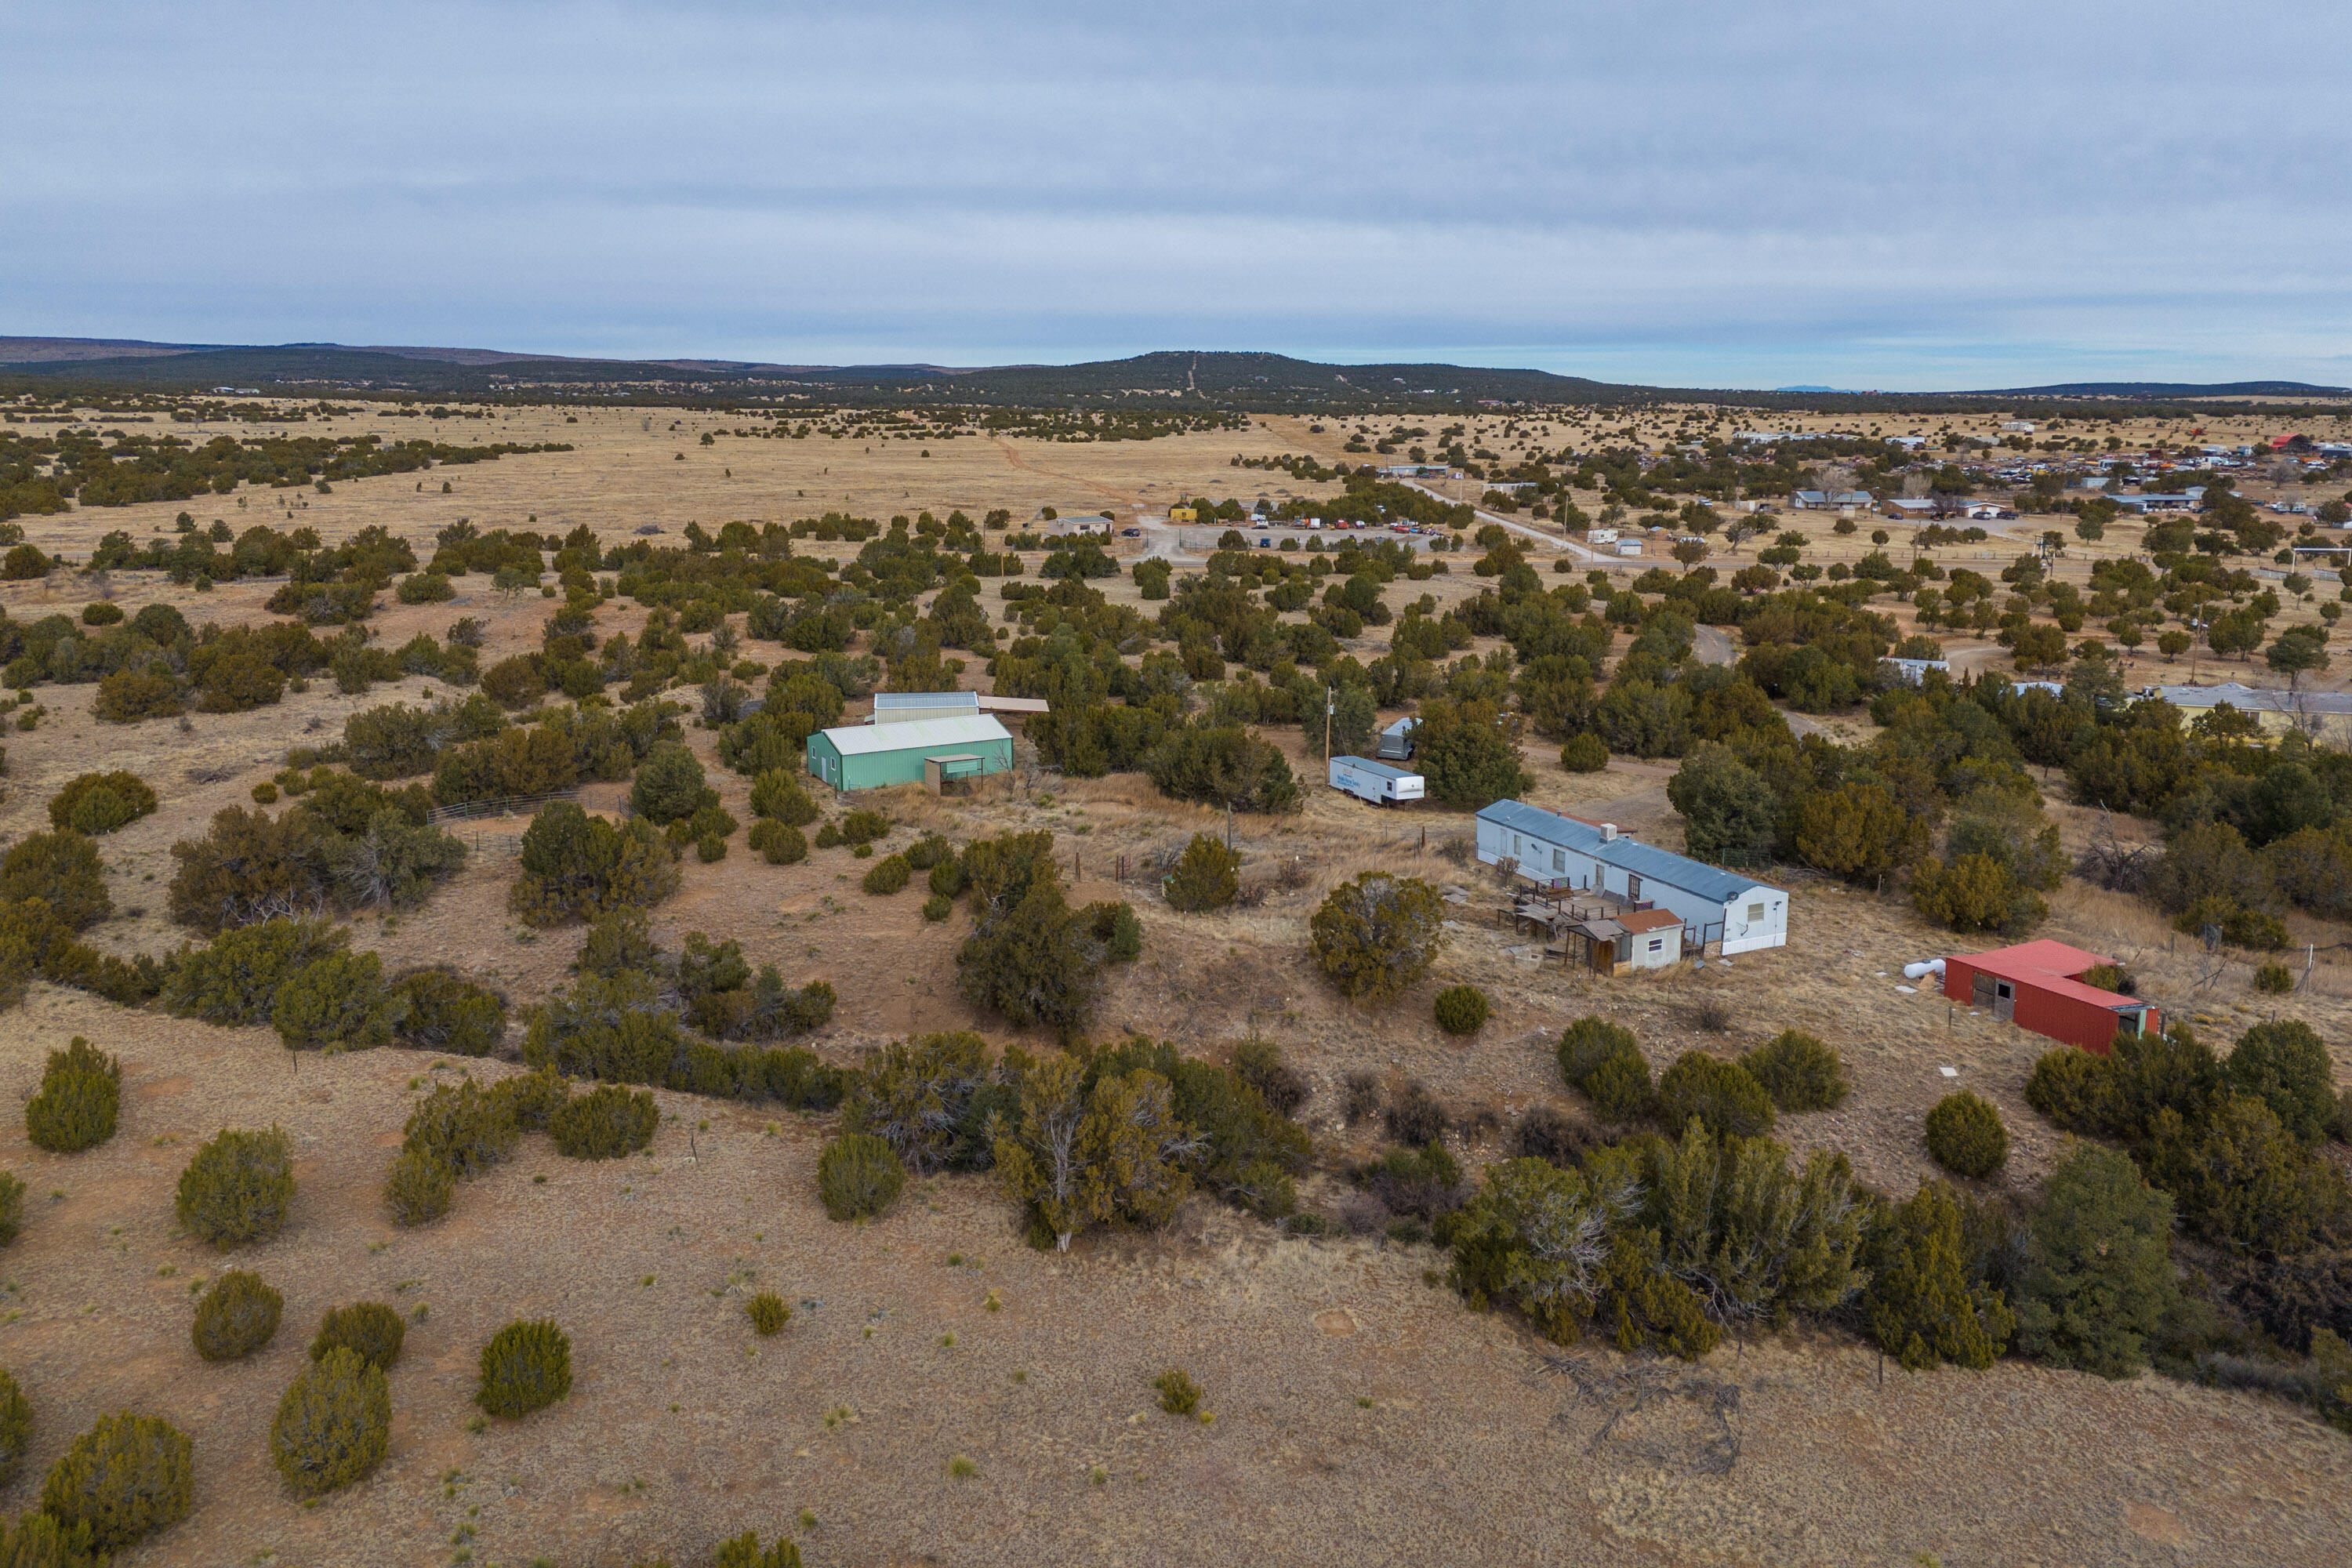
{"left": 5, "top": 1, "right": 2347, "bottom": 390}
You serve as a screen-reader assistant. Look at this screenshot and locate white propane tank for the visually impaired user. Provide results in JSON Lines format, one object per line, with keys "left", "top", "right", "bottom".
{"left": 1901, "top": 959, "right": 1946, "bottom": 982}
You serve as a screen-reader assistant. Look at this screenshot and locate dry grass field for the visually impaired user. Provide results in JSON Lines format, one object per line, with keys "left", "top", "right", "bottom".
{"left": 2, "top": 401, "right": 2351, "bottom": 1566}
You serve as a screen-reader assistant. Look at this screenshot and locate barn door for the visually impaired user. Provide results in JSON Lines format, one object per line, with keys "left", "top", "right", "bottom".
{"left": 1994, "top": 981, "right": 2015, "bottom": 1022}
{"left": 1970, "top": 972, "right": 1994, "bottom": 1008}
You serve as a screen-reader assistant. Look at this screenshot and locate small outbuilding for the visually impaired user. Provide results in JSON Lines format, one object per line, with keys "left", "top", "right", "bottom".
{"left": 807, "top": 715, "right": 1013, "bottom": 792}
{"left": 1940, "top": 938, "right": 2159, "bottom": 1052}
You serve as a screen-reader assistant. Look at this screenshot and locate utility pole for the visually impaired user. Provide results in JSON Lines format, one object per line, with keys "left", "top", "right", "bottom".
{"left": 1324, "top": 686, "right": 1334, "bottom": 760}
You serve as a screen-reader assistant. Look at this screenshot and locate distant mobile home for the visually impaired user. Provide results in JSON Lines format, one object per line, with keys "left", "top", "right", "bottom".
{"left": 806, "top": 715, "right": 1013, "bottom": 792}
{"left": 1475, "top": 800, "right": 1788, "bottom": 955}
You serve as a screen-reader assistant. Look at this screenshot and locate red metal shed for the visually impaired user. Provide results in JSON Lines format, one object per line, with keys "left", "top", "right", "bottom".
{"left": 1941, "top": 939, "right": 2159, "bottom": 1053}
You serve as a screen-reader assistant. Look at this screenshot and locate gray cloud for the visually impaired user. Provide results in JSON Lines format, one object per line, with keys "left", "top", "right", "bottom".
{"left": 4, "top": 0, "right": 2347, "bottom": 387}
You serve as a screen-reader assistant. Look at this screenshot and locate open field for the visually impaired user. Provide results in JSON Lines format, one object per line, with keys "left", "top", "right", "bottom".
{"left": 2, "top": 402, "right": 2351, "bottom": 1564}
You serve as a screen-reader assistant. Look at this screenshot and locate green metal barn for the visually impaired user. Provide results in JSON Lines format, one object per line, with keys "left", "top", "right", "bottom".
{"left": 805, "top": 715, "right": 1014, "bottom": 792}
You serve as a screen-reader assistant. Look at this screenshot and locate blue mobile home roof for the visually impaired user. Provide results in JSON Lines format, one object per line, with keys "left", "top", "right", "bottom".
{"left": 1475, "top": 799, "right": 1775, "bottom": 905}
{"left": 1333, "top": 756, "right": 1420, "bottom": 783}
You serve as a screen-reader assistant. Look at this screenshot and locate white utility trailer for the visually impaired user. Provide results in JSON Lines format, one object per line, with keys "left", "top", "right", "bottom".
{"left": 1330, "top": 755, "right": 1426, "bottom": 806}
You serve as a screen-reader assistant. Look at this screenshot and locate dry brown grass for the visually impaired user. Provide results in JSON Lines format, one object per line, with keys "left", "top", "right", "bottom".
{"left": 2, "top": 408, "right": 2352, "bottom": 1563}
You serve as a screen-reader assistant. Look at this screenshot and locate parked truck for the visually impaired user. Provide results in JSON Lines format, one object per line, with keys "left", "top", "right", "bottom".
{"left": 1330, "top": 755, "right": 1426, "bottom": 806}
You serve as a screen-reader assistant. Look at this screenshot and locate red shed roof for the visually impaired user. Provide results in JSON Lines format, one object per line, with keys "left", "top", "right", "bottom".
{"left": 1621, "top": 909, "right": 1684, "bottom": 934}
{"left": 1953, "top": 939, "right": 2137, "bottom": 1011}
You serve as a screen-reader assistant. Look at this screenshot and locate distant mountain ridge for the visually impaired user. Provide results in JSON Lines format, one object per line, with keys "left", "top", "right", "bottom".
{"left": 2, "top": 338, "right": 2345, "bottom": 412}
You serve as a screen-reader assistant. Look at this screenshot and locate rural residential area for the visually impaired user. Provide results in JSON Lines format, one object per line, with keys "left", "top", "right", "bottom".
{"left": 7, "top": 2, "right": 2352, "bottom": 1565}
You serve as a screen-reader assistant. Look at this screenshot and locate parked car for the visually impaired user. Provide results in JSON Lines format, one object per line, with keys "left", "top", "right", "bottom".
{"left": 1120, "top": 528, "right": 1142, "bottom": 537}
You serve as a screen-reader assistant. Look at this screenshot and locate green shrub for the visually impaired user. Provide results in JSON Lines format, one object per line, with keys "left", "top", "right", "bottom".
{"left": 41, "top": 1411, "right": 193, "bottom": 1550}
{"left": 1864, "top": 1180, "right": 2016, "bottom": 1371}
{"left": 1309, "top": 873, "right": 1446, "bottom": 1001}
{"left": 191, "top": 1269, "right": 282, "bottom": 1361}
{"left": 817, "top": 1133, "right": 905, "bottom": 1221}
{"left": 165, "top": 917, "right": 348, "bottom": 1025}
{"left": 2254, "top": 963, "right": 2294, "bottom": 993}
{"left": 549, "top": 1083, "right": 658, "bottom": 1160}
{"left": 1556, "top": 1017, "right": 1640, "bottom": 1089}
{"left": 1086, "top": 899, "right": 1143, "bottom": 961}
{"left": 813, "top": 821, "right": 841, "bottom": 849}
{"left": 270, "top": 949, "right": 396, "bottom": 1051}
{"left": 748, "top": 818, "right": 807, "bottom": 864}
{"left": 395, "top": 572, "right": 456, "bottom": 604}
{"left": 2024, "top": 1045, "right": 2109, "bottom": 1133}
{"left": 1163, "top": 833, "right": 1240, "bottom": 912}
{"left": 1924, "top": 1091, "right": 2009, "bottom": 1177}
{"left": 489, "top": 1068, "right": 571, "bottom": 1131}
{"left": 25, "top": 1037, "right": 119, "bottom": 1153}
{"left": 629, "top": 743, "right": 715, "bottom": 824}
{"left": 840, "top": 807, "right": 890, "bottom": 845}
{"left": 1153, "top": 1367, "right": 1203, "bottom": 1417}
{"left": 1584, "top": 1049, "right": 1654, "bottom": 1124}
{"left": 905, "top": 833, "right": 953, "bottom": 871}
{"left": 0, "top": 1369, "right": 30, "bottom": 1488}
{"left": 695, "top": 830, "right": 728, "bottom": 862}
{"left": 922, "top": 893, "right": 953, "bottom": 921}
{"left": 509, "top": 802, "right": 681, "bottom": 926}
{"left": 927, "top": 857, "right": 967, "bottom": 898}
{"left": 46, "top": 771, "right": 158, "bottom": 835}
{"left": 1655, "top": 1052, "right": 1774, "bottom": 1138}
{"left": 389, "top": 969, "right": 506, "bottom": 1055}
{"left": 748, "top": 769, "right": 818, "bottom": 826}
{"left": 0, "top": 1509, "right": 98, "bottom": 1568}
{"left": 2143, "top": 1092, "right": 2351, "bottom": 1254}
{"left": 2226, "top": 1019, "right": 2337, "bottom": 1146}
{"left": 270, "top": 1347, "right": 390, "bottom": 1497}
{"left": 2014, "top": 1144, "right": 2178, "bottom": 1378}
{"left": 474, "top": 1319, "right": 572, "bottom": 1419}
{"left": 713, "top": 1534, "right": 804, "bottom": 1568}
{"left": 383, "top": 1145, "right": 453, "bottom": 1226}
{"left": 862, "top": 853, "right": 910, "bottom": 895}
{"left": 1559, "top": 732, "right": 1610, "bottom": 772}
{"left": 746, "top": 1291, "right": 792, "bottom": 1335}
{"left": 0, "top": 1174, "right": 21, "bottom": 1247}
{"left": 176, "top": 1127, "right": 295, "bottom": 1248}
{"left": 0, "top": 833, "right": 110, "bottom": 931}
{"left": 404, "top": 1081, "right": 520, "bottom": 1178}
{"left": 1739, "top": 1030, "right": 1849, "bottom": 1112}
{"left": 1432, "top": 984, "right": 1490, "bottom": 1036}
{"left": 309, "top": 1301, "right": 405, "bottom": 1373}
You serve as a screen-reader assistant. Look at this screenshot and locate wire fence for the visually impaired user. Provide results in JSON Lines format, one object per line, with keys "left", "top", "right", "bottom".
{"left": 425, "top": 789, "right": 579, "bottom": 826}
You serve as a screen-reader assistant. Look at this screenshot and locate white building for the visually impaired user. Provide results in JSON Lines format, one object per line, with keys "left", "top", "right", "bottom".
{"left": 1474, "top": 800, "right": 1788, "bottom": 956}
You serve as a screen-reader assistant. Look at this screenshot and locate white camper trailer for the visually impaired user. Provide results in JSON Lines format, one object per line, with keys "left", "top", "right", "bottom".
{"left": 1329, "top": 755, "right": 1426, "bottom": 806}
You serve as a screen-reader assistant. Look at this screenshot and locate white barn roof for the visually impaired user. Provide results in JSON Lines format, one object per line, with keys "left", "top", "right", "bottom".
{"left": 819, "top": 715, "right": 1011, "bottom": 756}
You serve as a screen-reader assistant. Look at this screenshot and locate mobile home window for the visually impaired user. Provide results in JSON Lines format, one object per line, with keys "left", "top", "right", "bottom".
{"left": 1746, "top": 902, "right": 1764, "bottom": 921}
{"left": 1647, "top": 938, "right": 1663, "bottom": 952}
{"left": 1553, "top": 848, "right": 1565, "bottom": 872}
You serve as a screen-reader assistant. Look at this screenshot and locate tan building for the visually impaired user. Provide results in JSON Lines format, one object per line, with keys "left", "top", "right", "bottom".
{"left": 2147, "top": 682, "right": 2352, "bottom": 745}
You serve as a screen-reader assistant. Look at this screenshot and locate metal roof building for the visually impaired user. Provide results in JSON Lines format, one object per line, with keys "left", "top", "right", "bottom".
{"left": 1475, "top": 799, "right": 1788, "bottom": 954}
{"left": 807, "top": 715, "right": 1013, "bottom": 792}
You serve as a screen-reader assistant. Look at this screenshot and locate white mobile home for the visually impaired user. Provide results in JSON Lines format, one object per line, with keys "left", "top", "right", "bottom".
{"left": 1475, "top": 799, "right": 1788, "bottom": 956}
{"left": 1328, "top": 755, "right": 1425, "bottom": 806}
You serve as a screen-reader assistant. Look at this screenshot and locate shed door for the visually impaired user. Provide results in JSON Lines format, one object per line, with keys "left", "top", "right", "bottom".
{"left": 1993, "top": 980, "right": 2015, "bottom": 1021}
{"left": 1970, "top": 972, "right": 1994, "bottom": 1009}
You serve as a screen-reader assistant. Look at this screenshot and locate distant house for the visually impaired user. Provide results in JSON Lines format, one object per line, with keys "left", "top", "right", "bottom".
{"left": 1882, "top": 657, "right": 1951, "bottom": 686}
{"left": 1791, "top": 489, "right": 1875, "bottom": 510}
{"left": 1474, "top": 800, "right": 1788, "bottom": 955}
{"left": 2112, "top": 492, "right": 2203, "bottom": 513}
{"left": 1886, "top": 435, "right": 1929, "bottom": 451}
{"left": 2144, "top": 681, "right": 2352, "bottom": 743}
{"left": 1942, "top": 939, "right": 2158, "bottom": 1052}
{"left": 2001, "top": 419, "right": 2036, "bottom": 434}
